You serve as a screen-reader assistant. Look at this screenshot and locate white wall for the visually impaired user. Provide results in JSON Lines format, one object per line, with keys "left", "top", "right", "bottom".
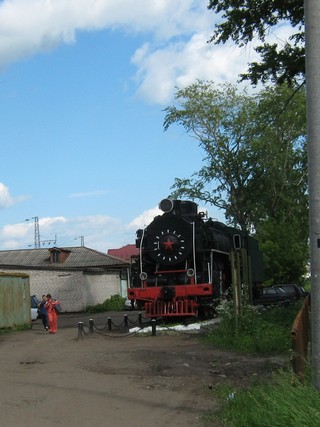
{"left": 0, "top": 268, "right": 121, "bottom": 312}
{"left": 82, "top": 272, "right": 120, "bottom": 307}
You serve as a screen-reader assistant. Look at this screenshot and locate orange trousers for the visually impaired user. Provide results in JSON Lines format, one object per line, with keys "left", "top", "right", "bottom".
{"left": 47, "top": 311, "right": 58, "bottom": 333}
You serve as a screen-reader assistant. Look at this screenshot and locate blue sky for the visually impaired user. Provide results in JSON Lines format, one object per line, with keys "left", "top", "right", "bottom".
{"left": 0, "top": 0, "right": 289, "bottom": 252}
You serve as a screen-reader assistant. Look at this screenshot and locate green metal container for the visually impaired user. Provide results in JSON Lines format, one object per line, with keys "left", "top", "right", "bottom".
{"left": 0, "top": 272, "right": 30, "bottom": 328}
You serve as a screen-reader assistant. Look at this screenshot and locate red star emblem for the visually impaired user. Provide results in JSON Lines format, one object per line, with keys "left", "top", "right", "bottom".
{"left": 161, "top": 238, "right": 175, "bottom": 251}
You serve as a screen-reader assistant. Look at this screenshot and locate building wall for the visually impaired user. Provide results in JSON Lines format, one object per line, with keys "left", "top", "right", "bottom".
{"left": 0, "top": 268, "right": 122, "bottom": 312}
{"left": 82, "top": 272, "right": 120, "bottom": 307}
{"left": 30, "top": 269, "right": 84, "bottom": 312}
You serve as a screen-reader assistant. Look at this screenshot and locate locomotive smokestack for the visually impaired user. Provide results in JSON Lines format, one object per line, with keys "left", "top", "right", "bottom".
{"left": 159, "top": 199, "right": 174, "bottom": 213}
{"left": 159, "top": 199, "right": 198, "bottom": 216}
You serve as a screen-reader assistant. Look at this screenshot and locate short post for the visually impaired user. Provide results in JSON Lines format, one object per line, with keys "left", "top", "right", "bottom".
{"left": 78, "top": 322, "right": 83, "bottom": 339}
{"left": 108, "top": 317, "right": 112, "bottom": 331}
{"left": 139, "top": 312, "right": 142, "bottom": 328}
{"left": 89, "top": 319, "right": 94, "bottom": 334}
{"left": 124, "top": 314, "right": 128, "bottom": 328}
{"left": 151, "top": 319, "right": 157, "bottom": 336}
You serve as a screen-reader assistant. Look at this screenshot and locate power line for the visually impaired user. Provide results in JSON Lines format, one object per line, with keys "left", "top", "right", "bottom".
{"left": 25, "top": 217, "right": 57, "bottom": 248}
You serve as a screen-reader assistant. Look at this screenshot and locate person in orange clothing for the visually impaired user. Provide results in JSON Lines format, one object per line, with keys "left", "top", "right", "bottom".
{"left": 45, "top": 294, "right": 60, "bottom": 334}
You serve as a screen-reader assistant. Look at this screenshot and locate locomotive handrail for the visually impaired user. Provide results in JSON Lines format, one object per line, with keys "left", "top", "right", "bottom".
{"left": 154, "top": 269, "right": 187, "bottom": 274}
{"left": 205, "top": 248, "right": 230, "bottom": 256}
{"left": 192, "top": 221, "right": 197, "bottom": 284}
{"left": 139, "top": 226, "right": 146, "bottom": 280}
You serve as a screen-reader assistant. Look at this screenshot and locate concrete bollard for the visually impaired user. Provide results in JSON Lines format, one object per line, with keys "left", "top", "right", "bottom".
{"left": 78, "top": 322, "right": 83, "bottom": 339}
{"left": 88, "top": 319, "right": 94, "bottom": 334}
{"left": 151, "top": 319, "right": 157, "bottom": 336}
{"left": 138, "top": 312, "right": 142, "bottom": 328}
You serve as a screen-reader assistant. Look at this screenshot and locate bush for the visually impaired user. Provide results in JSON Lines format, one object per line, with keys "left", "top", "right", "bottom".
{"left": 203, "top": 300, "right": 302, "bottom": 353}
{"left": 86, "top": 295, "right": 126, "bottom": 313}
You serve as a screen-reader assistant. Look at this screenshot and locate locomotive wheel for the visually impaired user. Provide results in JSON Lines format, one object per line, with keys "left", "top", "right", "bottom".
{"left": 199, "top": 305, "right": 215, "bottom": 320}
{"left": 136, "top": 300, "right": 144, "bottom": 310}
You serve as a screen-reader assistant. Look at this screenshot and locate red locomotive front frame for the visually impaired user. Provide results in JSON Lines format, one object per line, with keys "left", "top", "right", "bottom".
{"left": 128, "top": 282, "right": 213, "bottom": 317}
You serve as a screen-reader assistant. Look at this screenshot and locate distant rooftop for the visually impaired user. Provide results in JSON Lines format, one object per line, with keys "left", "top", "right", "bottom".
{"left": 0, "top": 246, "right": 128, "bottom": 270}
{"left": 107, "top": 244, "right": 139, "bottom": 261}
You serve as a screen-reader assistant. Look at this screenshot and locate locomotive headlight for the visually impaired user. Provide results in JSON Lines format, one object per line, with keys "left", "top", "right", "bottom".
{"left": 139, "top": 272, "right": 148, "bottom": 281}
{"left": 187, "top": 268, "right": 195, "bottom": 277}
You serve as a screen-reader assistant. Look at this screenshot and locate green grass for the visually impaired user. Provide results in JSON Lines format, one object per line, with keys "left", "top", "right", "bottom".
{"left": 203, "top": 301, "right": 302, "bottom": 353}
{"left": 208, "top": 369, "right": 320, "bottom": 427}
{"left": 202, "top": 300, "right": 315, "bottom": 426}
{"left": 0, "top": 323, "right": 31, "bottom": 334}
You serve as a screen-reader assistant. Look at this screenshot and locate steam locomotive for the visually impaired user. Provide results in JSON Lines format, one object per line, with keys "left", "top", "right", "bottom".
{"left": 128, "top": 199, "right": 264, "bottom": 319}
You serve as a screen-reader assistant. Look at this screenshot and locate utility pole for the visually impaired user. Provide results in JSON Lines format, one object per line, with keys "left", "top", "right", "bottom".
{"left": 75, "top": 236, "right": 85, "bottom": 246}
{"left": 34, "top": 216, "right": 40, "bottom": 249}
{"left": 305, "top": 0, "right": 320, "bottom": 388}
{"left": 25, "top": 216, "right": 40, "bottom": 249}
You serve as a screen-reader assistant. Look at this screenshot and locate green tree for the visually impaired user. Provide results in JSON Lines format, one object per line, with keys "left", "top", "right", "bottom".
{"left": 164, "top": 81, "right": 260, "bottom": 232}
{"left": 207, "top": 0, "right": 305, "bottom": 86}
{"left": 164, "top": 81, "right": 308, "bottom": 283}
{"left": 257, "top": 217, "right": 308, "bottom": 284}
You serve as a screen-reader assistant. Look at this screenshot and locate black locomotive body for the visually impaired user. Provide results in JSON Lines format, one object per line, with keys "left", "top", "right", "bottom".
{"left": 128, "top": 199, "right": 263, "bottom": 318}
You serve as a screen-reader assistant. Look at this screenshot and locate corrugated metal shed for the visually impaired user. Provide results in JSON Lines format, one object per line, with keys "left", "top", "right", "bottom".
{"left": 0, "top": 272, "right": 30, "bottom": 328}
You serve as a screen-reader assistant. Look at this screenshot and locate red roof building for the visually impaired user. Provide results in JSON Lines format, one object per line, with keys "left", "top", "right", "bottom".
{"left": 107, "top": 244, "right": 139, "bottom": 262}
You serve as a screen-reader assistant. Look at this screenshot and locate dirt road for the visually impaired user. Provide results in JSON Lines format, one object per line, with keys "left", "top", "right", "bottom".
{"left": 0, "top": 313, "right": 288, "bottom": 427}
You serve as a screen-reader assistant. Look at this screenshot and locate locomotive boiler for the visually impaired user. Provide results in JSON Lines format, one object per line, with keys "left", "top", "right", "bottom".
{"left": 128, "top": 199, "right": 263, "bottom": 319}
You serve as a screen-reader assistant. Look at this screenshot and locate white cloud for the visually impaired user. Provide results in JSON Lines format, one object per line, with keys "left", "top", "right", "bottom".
{"left": 0, "top": 0, "right": 294, "bottom": 105}
{"left": 0, "top": 213, "right": 125, "bottom": 251}
{"left": 0, "top": 0, "right": 210, "bottom": 67}
{"left": 0, "top": 0, "right": 248, "bottom": 105}
{"left": 131, "top": 34, "right": 254, "bottom": 104}
{"left": 0, "top": 182, "right": 29, "bottom": 208}
{"left": 68, "top": 190, "right": 111, "bottom": 198}
{"left": 0, "top": 183, "right": 14, "bottom": 208}
{"left": 128, "top": 206, "right": 161, "bottom": 230}
{"left": 2, "top": 222, "right": 29, "bottom": 238}
{"left": 1, "top": 216, "right": 66, "bottom": 248}
{"left": 0, "top": 207, "right": 162, "bottom": 251}
{"left": 0, "top": 202, "right": 226, "bottom": 251}
{"left": 38, "top": 216, "right": 67, "bottom": 228}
